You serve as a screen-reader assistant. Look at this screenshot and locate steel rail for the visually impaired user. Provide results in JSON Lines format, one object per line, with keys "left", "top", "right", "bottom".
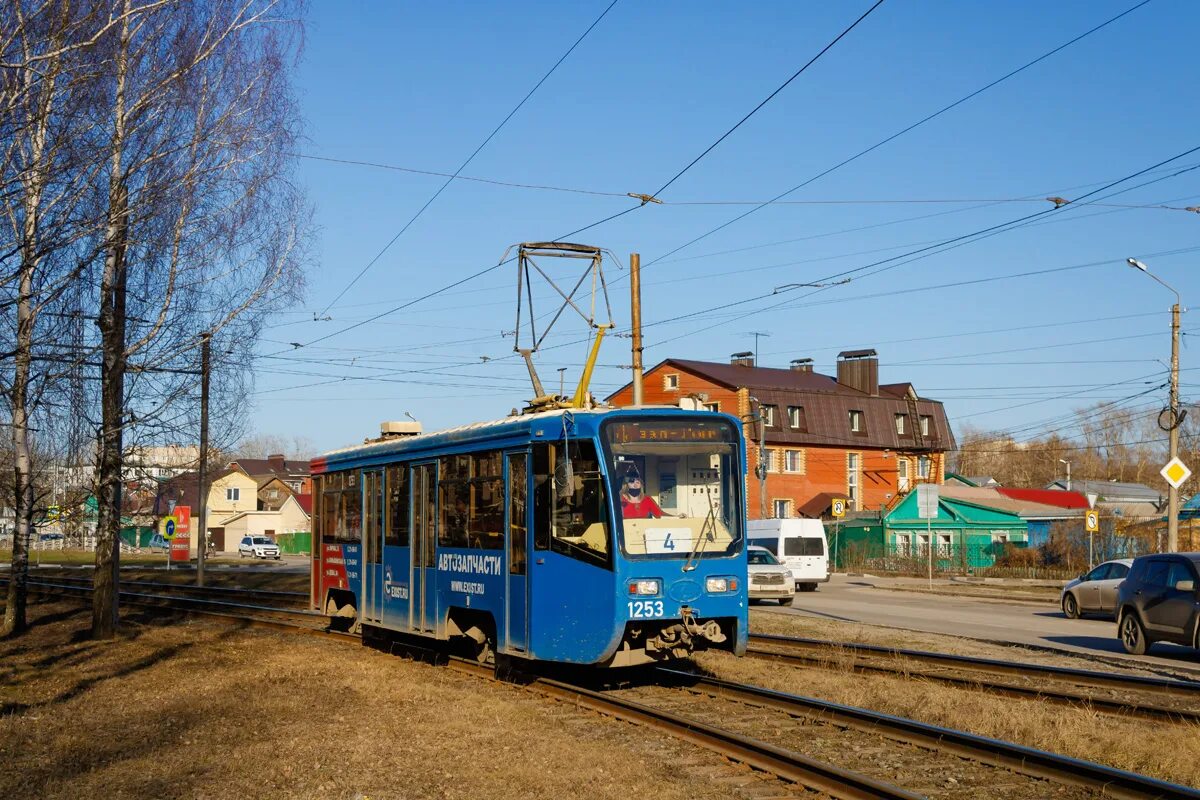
{"left": 745, "top": 643, "right": 1200, "bottom": 724}
{"left": 5, "top": 578, "right": 325, "bottom": 621}
{"left": 751, "top": 633, "right": 1200, "bottom": 694}
{"left": 18, "top": 572, "right": 308, "bottom": 600}
{"left": 442, "top": 659, "right": 921, "bottom": 800}
{"left": 661, "top": 668, "right": 1200, "bottom": 800}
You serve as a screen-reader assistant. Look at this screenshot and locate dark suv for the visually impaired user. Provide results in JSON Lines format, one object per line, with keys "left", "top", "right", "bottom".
{"left": 1115, "top": 553, "right": 1200, "bottom": 655}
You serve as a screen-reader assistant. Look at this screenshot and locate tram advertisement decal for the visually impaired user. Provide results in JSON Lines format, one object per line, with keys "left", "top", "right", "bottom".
{"left": 322, "top": 543, "right": 361, "bottom": 590}
{"left": 437, "top": 552, "right": 502, "bottom": 597}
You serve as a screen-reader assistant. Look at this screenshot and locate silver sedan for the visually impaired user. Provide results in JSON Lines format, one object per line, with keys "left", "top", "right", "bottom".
{"left": 748, "top": 546, "right": 796, "bottom": 605}
{"left": 1061, "top": 558, "right": 1133, "bottom": 619}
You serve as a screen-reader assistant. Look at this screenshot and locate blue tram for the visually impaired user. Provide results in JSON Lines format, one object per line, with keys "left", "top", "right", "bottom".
{"left": 310, "top": 407, "right": 749, "bottom": 666}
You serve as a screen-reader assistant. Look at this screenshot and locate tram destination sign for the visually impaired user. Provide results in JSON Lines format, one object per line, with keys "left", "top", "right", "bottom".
{"left": 608, "top": 421, "right": 732, "bottom": 444}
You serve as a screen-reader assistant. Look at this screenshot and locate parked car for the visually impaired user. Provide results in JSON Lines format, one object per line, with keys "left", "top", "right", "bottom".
{"left": 746, "top": 518, "right": 829, "bottom": 592}
{"left": 148, "top": 533, "right": 170, "bottom": 552}
{"left": 1060, "top": 558, "right": 1132, "bottom": 619}
{"left": 1115, "top": 553, "right": 1200, "bottom": 655}
{"left": 238, "top": 535, "right": 281, "bottom": 560}
{"left": 747, "top": 546, "right": 796, "bottom": 604}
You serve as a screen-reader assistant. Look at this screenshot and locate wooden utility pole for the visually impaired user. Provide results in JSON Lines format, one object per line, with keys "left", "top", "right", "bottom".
{"left": 196, "top": 333, "right": 211, "bottom": 586}
{"left": 630, "top": 252, "right": 643, "bottom": 406}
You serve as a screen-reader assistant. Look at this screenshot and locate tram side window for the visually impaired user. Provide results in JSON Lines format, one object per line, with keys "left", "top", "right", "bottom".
{"left": 439, "top": 450, "right": 504, "bottom": 549}
{"left": 340, "top": 471, "right": 362, "bottom": 543}
{"left": 532, "top": 441, "right": 611, "bottom": 569}
{"left": 320, "top": 472, "right": 341, "bottom": 544}
{"left": 386, "top": 465, "right": 410, "bottom": 547}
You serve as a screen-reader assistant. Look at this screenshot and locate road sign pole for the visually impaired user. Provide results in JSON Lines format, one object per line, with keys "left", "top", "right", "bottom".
{"left": 1169, "top": 301, "right": 1180, "bottom": 553}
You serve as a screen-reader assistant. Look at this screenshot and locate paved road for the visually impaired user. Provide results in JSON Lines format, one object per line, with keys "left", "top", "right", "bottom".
{"left": 782, "top": 575, "right": 1200, "bottom": 675}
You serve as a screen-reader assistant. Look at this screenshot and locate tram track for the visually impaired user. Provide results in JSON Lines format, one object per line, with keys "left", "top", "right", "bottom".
{"left": 604, "top": 669, "right": 1200, "bottom": 800}
{"left": 747, "top": 633, "right": 1200, "bottom": 724}
{"left": 10, "top": 572, "right": 310, "bottom": 607}
{"left": 9, "top": 580, "right": 1200, "bottom": 798}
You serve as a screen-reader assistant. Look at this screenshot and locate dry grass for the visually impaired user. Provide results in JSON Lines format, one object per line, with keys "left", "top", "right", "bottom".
{"left": 748, "top": 608, "right": 1179, "bottom": 676}
{"left": 695, "top": 649, "right": 1200, "bottom": 788}
{"left": 0, "top": 603, "right": 762, "bottom": 800}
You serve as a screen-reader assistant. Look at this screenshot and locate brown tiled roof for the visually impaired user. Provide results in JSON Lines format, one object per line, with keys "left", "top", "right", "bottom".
{"left": 627, "top": 358, "right": 954, "bottom": 453}
{"left": 229, "top": 458, "right": 310, "bottom": 478}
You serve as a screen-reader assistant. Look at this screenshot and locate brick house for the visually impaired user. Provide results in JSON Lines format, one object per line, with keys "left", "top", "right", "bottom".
{"left": 607, "top": 350, "right": 954, "bottom": 519}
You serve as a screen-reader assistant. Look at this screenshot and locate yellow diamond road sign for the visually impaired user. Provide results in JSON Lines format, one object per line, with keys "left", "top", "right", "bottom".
{"left": 1161, "top": 457, "right": 1192, "bottom": 489}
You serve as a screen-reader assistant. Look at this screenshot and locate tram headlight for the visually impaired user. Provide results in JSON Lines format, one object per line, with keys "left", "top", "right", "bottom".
{"left": 628, "top": 579, "right": 661, "bottom": 596}
{"left": 706, "top": 577, "right": 736, "bottom": 593}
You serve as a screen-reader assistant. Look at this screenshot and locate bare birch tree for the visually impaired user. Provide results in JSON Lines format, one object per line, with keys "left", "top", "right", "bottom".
{"left": 82, "top": 0, "right": 308, "bottom": 638}
{"left": 1, "top": 0, "right": 309, "bottom": 639}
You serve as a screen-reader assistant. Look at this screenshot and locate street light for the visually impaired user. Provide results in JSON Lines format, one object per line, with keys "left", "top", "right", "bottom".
{"left": 1058, "top": 458, "right": 1071, "bottom": 492}
{"left": 1127, "top": 256, "right": 1183, "bottom": 553}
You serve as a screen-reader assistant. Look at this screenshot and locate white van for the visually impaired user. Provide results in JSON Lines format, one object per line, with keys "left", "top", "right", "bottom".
{"left": 746, "top": 519, "right": 829, "bottom": 592}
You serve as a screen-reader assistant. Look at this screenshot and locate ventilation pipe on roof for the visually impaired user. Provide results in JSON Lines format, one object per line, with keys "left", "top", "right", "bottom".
{"left": 790, "top": 358, "right": 813, "bottom": 373}
{"left": 730, "top": 351, "right": 755, "bottom": 367}
{"left": 837, "top": 349, "right": 879, "bottom": 396}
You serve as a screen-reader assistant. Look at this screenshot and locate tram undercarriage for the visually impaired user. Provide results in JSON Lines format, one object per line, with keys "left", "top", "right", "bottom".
{"left": 603, "top": 610, "right": 738, "bottom": 667}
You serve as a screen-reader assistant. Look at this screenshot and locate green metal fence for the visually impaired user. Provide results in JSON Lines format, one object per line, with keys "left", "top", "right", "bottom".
{"left": 836, "top": 541, "right": 1029, "bottom": 576}
{"left": 274, "top": 531, "right": 311, "bottom": 555}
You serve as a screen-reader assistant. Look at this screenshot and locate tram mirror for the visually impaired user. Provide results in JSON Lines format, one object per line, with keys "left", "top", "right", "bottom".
{"left": 554, "top": 457, "right": 574, "bottom": 499}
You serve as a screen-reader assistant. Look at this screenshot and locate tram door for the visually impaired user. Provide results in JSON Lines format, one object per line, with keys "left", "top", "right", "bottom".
{"left": 411, "top": 462, "right": 437, "bottom": 633}
{"left": 505, "top": 452, "right": 530, "bottom": 652}
{"left": 361, "top": 469, "right": 384, "bottom": 625}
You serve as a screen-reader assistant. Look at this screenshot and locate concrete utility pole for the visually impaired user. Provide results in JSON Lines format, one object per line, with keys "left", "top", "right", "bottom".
{"left": 1127, "top": 257, "right": 1183, "bottom": 552}
{"left": 196, "top": 333, "right": 211, "bottom": 586}
{"left": 630, "top": 252, "right": 643, "bottom": 406}
{"left": 1058, "top": 458, "right": 1071, "bottom": 492}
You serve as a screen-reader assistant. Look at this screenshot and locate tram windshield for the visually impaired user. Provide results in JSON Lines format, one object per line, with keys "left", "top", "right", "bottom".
{"left": 602, "top": 417, "right": 742, "bottom": 560}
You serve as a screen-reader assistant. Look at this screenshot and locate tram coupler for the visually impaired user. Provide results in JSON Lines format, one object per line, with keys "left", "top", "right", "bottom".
{"left": 645, "top": 607, "right": 727, "bottom": 659}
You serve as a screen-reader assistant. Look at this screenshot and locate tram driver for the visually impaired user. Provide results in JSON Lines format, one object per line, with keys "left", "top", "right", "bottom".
{"left": 619, "top": 468, "right": 677, "bottom": 519}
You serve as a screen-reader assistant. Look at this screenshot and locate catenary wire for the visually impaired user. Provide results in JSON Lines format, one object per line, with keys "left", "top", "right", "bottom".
{"left": 314, "top": 0, "right": 622, "bottom": 317}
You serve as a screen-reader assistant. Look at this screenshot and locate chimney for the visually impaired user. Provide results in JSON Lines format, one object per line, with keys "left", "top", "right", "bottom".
{"left": 789, "top": 358, "right": 813, "bottom": 373}
{"left": 836, "top": 349, "right": 879, "bottom": 396}
{"left": 380, "top": 420, "right": 422, "bottom": 439}
{"left": 267, "top": 453, "right": 285, "bottom": 472}
{"left": 730, "top": 351, "right": 755, "bottom": 368}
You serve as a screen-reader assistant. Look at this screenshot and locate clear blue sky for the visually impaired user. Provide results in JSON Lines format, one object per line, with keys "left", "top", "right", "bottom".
{"left": 252, "top": 0, "right": 1200, "bottom": 458}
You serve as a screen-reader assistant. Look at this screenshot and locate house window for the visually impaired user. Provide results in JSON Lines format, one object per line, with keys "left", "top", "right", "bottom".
{"left": 787, "top": 406, "right": 806, "bottom": 430}
{"left": 895, "top": 533, "right": 913, "bottom": 556}
{"left": 938, "top": 533, "right": 952, "bottom": 557}
{"left": 664, "top": 373, "right": 679, "bottom": 390}
{"left": 847, "top": 453, "right": 859, "bottom": 506}
{"left": 917, "top": 532, "right": 930, "bottom": 556}
{"left": 267, "top": 489, "right": 279, "bottom": 500}
{"left": 920, "top": 415, "right": 932, "bottom": 437}
{"left": 895, "top": 414, "right": 906, "bottom": 435}
{"left": 849, "top": 410, "right": 864, "bottom": 434}
{"left": 761, "top": 404, "right": 778, "bottom": 427}
{"left": 226, "top": 487, "right": 240, "bottom": 502}
{"left": 773, "top": 499, "right": 791, "bottom": 518}
{"left": 703, "top": 402, "right": 720, "bottom": 413}
{"left": 918, "top": 456, "right": 931, "bottom": 479}
{"left": 762, "top": 449, "right": 778, "bottom": 473}
{"left": 897, "top": 459, "right": 909, "bottom": 492}
{"left": 784, "top": 449, "right": 805, "bottom": 474}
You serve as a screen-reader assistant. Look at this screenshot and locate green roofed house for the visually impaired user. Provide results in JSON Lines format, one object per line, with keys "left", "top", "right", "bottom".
{"left": 829, "top": 490, "right": 1028, "bottom": 571}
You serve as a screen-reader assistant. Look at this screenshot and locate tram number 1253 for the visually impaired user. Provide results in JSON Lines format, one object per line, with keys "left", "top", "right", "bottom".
{"left": 628, "top": 600, "right": 665, "bottom": 619}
